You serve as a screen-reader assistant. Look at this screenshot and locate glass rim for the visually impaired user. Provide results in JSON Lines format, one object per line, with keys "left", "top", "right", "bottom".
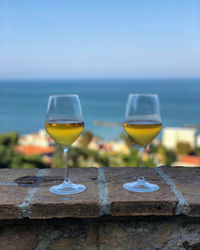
{"left": 49, "top": 94, "right": 79, "bottom": 98}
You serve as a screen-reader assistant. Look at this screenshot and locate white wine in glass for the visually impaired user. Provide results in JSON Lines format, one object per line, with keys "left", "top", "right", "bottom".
{"left": 123, "top": 94, "right": 162, "bottom": 193}
{"left": 45, "top": 95, "right": 86, "bottom": 195}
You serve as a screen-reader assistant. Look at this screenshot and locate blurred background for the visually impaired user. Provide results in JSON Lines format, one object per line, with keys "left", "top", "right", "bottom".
{"left": 0, "top": 0, "right": 200, "bottom": 169}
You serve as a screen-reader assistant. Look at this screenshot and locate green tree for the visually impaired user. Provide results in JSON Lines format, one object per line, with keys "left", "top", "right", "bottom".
{"left": 53, "top": 144, "right": 64, "bottom": 168}
{"left": 0, "top": 145, "right": 15, "bottom": 168}
{"left": 149, "top": 144, "right": 159, "bottom": 154}
{"left": 165, "top": 150, "right": 176, "bottom": 165}
{"left": 176, "top": 142, "right": 192, "bottom": 155}
{"left": 143, "top": 157, "right": 156, "bottom": 167}
{"left": 120, "top": 133, "right": 133, "bottom": 149}
{"left": 196, "top": 148, "right": 200, "bottom": 157}
{"left": 0, "top": 132, "right": 49, "bottom": 169}
{"left": 0, "top": 132, "right": 19, "bottom": 146}
{"left": 122, "top": 149, "right": 140, "bottom": 167}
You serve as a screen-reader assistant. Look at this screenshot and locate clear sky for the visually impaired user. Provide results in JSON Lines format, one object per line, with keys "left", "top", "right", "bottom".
{"left": 0, "top": 0, "right": 200, "bottom": 79}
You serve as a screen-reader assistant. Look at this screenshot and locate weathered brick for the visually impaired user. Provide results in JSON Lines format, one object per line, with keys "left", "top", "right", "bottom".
{"left": 0, "top": 186, "right": 31, "bottom": 219}
{"left": 30, "top": 168, "right": 100, "bottom": 218}
{"left": 104, "top": 167, "right": 177, "bottom": 216}
{"left": 0, "top": 168, "right": 39, "bottom": 183}
{"left": 0, "top": 224, "right": 37, "bottom": 250}
{"left": 162, "top": 166, "right": 200, "bottom": 216}
{"left": 98, "top": 218, "right": 200, "bottom": 250}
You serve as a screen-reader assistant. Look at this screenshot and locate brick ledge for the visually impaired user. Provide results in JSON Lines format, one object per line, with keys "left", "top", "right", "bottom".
{"left": 0, "top": 166, "right": 199, "bottom": 219}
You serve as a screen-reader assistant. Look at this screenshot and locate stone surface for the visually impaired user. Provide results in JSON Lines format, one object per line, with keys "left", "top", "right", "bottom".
{"left": 0, "top": 168, "right": 42, "bottom": 219}
{"left": 104, "top": 167, "right": 178, "bottom": 216}
{"left": 0, "top": 224, "right": 37, "bottom": 250}
{"left": 1, "top": 217, "right": 200, "bottom": 250}
{"left": 1, "top": 167, "right": 200, "bottom": 249}
{"left": 162, "top": 166, "right": 200, "bottom": 217}
{"left": 0, "top": 168, "right": 39, "bottom": 183}
{"left": 46, "top": 220, "right": 98, "bottom": 250}
{"left": 0, "top": 186, "right": 31, "bottom": 219}
{"left": 98, "top": 218, "right": 200, "bottom": 250}
{"left": 1, "top": 167, "right": 200, "bottom": 219}
{"left": 29, "top": 168, "right": 100, "bottom": 218}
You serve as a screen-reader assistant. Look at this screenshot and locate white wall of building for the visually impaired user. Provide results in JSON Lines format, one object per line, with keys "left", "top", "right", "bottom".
{"left": 162, "top": 127, "right": 197, "bottom": 150}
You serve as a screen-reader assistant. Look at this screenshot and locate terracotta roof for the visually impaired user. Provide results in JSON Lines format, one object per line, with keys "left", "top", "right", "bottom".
{"left": 180, "top": 155, "right": 200, "bottom": 165}
{"left": 15, "top": 145, "right": 55, "bottom": 156}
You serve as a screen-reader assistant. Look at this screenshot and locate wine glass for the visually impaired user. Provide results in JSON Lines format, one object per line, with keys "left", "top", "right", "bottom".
{"left": 45, "top": 94, "right": 86, "bottom": 195}
{"left": 123, "top": 94, "right": 162, "bottom": 192}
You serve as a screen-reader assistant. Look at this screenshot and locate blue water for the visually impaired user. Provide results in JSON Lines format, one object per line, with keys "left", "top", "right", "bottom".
{"left": 0, "top": 79, "right": 200, "bottom": 140}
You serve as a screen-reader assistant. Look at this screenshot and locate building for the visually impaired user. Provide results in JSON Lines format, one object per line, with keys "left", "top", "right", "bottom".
{"left": 172, "top": 155, "right": 200, "bottom": 167}
{"left": 19, "top": 129, "right": 53, "bottom": 147}
{"left": 15, "top": 145, "right": 55, "bottom": 156}
{"left": 162, "top": 127, "right": 197, "bottom": 150}
{"left": 16, "top": 130, "right": 55, "bottom": 164}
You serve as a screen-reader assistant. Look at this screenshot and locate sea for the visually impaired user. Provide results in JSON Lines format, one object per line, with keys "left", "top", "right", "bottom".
{"left": 0, "top": 78, "right": 200, "bottom": 140}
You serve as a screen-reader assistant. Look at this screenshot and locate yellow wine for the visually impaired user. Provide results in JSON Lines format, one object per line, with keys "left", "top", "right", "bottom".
{"left": 123, "top": 121, "right": 162, "bottom": 147}
{"left": 45, "top": 120, "right": 84, "bottom": 147}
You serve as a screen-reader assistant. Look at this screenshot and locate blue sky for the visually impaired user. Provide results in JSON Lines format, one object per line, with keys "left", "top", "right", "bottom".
{"left": 0, "top": 0, "right": 200, "bottom": 79}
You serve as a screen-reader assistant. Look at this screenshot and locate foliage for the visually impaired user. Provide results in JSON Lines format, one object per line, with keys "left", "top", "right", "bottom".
{"left": 157, "top": 145, "right": 176, "bottom": 166}
{"left": 0, "top": 131, "right": 19, "bottom": 146}
{"left": 0, "top": 130, "right": 181, "bottom": 169}
{"left": 165, "top": 150, "right": 177, "bottom": 165}
{"left": 53, "top": 145, "right": 109, "bottom": 168}
{"left": 0, "top": 145, "right": 15, "bottom": 168}
{"left": 50, "top": 138, "right": 159, "bottom": 168}
{"left": 121, "top": 149, "right": 140, "bottom": 167}
{"left": 0, "top": 132, "right": 49, "bottom": 169}
{"left": 149, "top": 144, "right": 159, "bottom": 154}
{"left": 10, "top": 155, "right": 49, "bottom": 169}
{"left": 157, "top": 145, "right": 166, "bottom": 163}
{"left": 52, "top": 144, "right": 64, "bottom": 168}
{"left": 196, "top": 148, "right": 200, "bottom": 157}
{"left": 107, "top": 154, "right": 124, "bottom": 167}
{"left": 176, "top": 142, "right": 192, "bottom": 155}
{"left": 120, "top": 133, "right": 133, "bottom": 149}
{"left": 143, "top": 157, "right": 156, "bottom": 167}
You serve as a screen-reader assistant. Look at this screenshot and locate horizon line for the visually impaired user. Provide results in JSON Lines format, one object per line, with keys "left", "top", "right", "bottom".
{"left": 1, "top": 76, "right": 200, "bottom": 81}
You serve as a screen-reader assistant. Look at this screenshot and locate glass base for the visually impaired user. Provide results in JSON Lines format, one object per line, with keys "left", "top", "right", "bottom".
{"left": 49, "top": 180, "right": 86, "bottom": 195}
{"left": 123, "top": 177, "right": 159, "bottom": 193}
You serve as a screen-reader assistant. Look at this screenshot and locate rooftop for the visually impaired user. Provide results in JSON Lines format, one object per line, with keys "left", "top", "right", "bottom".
{"left": 15, "top": 145, "right": 55, "bottom": 156}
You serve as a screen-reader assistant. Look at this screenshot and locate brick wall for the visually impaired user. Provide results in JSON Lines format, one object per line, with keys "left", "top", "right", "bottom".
{"left": 0, "top": 167, "right": 200, "bottom": 249}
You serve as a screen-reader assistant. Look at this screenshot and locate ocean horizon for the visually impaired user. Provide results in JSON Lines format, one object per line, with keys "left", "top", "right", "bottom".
{"left": 0, "top": 78, "right": 200, "bottom": 140}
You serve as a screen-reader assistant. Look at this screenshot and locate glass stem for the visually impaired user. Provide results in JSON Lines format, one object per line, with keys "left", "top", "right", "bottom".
{"left": 64, "top": 147, "right": 70, "bottom": 183}
{"left": 138, "top": 147, "right": 145, "bottom": 181}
